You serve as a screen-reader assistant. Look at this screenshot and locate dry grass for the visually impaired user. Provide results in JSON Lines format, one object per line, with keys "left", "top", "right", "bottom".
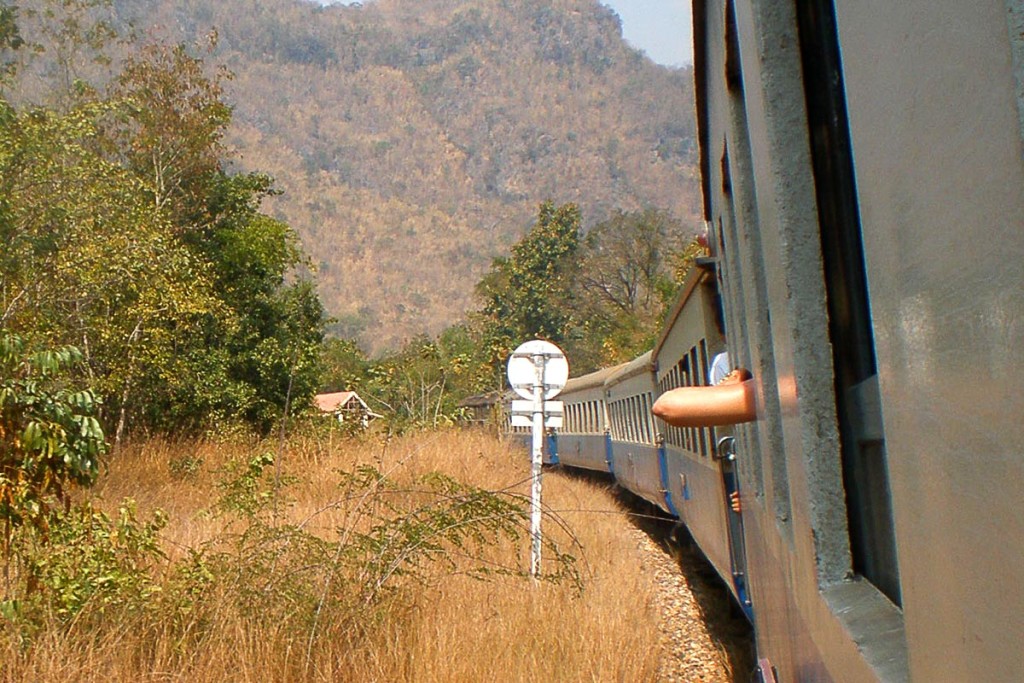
{"left": 0, "top": 426, "right": 699, "bottom": 682}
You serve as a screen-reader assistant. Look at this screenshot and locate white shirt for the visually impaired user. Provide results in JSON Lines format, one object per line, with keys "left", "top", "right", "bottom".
{"left": 709, "top": 352, "right": 731, "bottom": 385}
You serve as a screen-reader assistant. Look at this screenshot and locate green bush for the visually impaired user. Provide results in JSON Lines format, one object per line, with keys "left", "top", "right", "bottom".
{"left": 0, "top": 332, "right": 106, "bottom": 530}
{"left": 6, "top": 501, "right": 166, "bottom": 624}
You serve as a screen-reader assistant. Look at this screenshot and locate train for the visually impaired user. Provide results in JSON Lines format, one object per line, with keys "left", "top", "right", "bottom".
{"left": 511, "top": 1, "right": 1024, "bottom": 681}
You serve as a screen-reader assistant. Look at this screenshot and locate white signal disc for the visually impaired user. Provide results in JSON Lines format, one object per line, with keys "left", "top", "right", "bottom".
{"left": 506, "top": 339, "right": 569, "bottom": 400}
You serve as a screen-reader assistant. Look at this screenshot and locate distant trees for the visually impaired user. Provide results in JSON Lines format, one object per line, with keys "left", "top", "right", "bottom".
{"left": 80, "top": 0, "right": 699, "bottom": 353}
{"left": 574, "top": 208, "right": 698, "bottom": 364}
{"left": 321, "top": 201, "right": 688, "bottom": 427}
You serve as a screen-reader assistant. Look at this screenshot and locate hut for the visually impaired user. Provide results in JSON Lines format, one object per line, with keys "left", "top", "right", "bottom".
{"left": 314, "top": 391, "right": 381, "bottom": 427}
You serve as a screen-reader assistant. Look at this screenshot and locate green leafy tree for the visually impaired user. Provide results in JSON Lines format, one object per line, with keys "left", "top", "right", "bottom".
{"left": 103, "top": 41, "right": 325, "bottom": 433}
{"left": 476, "top": 201, "right": 581, "bottom": 368}
{"left": 0, "top": 333, "right": 106, "bottom": 539}
{"left": 0, "top": 96, "right": 224, "bottom": 442}
{"left": 1, "top": 28, "right": 325, "bottom": 437}
{"left": 185, "top": 172, "right": 325, "bottom": 432}
{"left": 321, "top": 337, "right": 370, "bottom": 394}
{"left": 105, "top": 36, "right": 231, "bottom": 224}
{"left": 364, "top": 336, "right": 459, "bottom": 430}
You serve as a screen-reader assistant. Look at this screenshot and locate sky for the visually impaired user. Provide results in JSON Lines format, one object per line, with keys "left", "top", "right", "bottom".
{"left": 601, "top": 0, "right": 693, "bottom": 67}
{"left": 316, "top": 1, "right": 693, "bottom": 68}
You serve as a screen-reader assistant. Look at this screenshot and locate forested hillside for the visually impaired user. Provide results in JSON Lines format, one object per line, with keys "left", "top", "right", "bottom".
{"left": 15, "top": 0, "right": 699, "bottom": 352}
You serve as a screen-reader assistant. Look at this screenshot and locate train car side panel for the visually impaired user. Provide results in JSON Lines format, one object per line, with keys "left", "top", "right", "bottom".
{"left": 698, "top": 1, "right": 902, "bottom": 680}
{"left": 604, "top": 353, "right": 668, "bottom": 510}
{"left": 556, "top": 365, "right": 623, "bottom": 473}
{"left": 834, "top": 3, "right": 1024, "bottom": 680}
{"left": 652, "top": 270, "right": 738, "bottom": 593}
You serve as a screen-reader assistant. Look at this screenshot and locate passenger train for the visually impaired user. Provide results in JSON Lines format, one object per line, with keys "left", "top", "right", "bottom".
{"left": 519, "top": 1, "right": 1024, "bottom": 681}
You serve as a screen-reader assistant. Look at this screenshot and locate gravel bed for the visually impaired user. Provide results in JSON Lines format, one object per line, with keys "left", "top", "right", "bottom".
{"left": 630, "top": 520, "right": 754, "bottom": 682}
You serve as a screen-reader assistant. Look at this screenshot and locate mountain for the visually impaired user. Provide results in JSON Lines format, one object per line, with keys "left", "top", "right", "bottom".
{"left": 29, "top": 0, "right": 702, "bottom": 353}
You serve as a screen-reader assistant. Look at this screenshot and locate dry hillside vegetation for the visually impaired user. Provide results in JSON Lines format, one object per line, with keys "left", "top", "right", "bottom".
{"left": 23, "top": 0, "right": 701, "bottom": 351}
{"left": 1, "top": 429, "right": 734, "bottom": 681}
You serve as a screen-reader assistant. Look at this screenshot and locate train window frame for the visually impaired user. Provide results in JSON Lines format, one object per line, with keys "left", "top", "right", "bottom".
{"left": 797, "top": 0, "right": 903, "bottom": 607}
{"left": 626, "top": 395, "right": 634, "bottom": 444}
{"left": 717, "top": 104, "right": 792, "bottom": 527}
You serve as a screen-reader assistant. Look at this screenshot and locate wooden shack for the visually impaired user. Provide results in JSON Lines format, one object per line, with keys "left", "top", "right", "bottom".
{"left": 314, "top": 391, "right": 380, "bottom": 427}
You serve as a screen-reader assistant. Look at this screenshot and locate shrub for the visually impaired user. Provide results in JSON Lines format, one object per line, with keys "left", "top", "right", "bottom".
{"left": 0, "top": 333, "right": 106, "bottom": 531}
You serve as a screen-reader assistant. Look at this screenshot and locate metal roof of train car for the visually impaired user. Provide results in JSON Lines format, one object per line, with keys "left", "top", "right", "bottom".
{"left": 603, "top": 350, "right": 654, "bottom": 387}
{"left": 561, "top": 362, "right": 628, "bottom": 395}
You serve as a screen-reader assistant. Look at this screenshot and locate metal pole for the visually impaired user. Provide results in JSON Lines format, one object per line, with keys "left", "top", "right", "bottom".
{"left": 530, "top": 352, "right": 544, "bottom": 580}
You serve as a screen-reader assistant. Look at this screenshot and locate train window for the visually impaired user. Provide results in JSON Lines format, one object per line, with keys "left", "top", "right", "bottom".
{"left": 724, "top": 0, "right": 742, "bottom": 92}
{"left": 633, "top": 396, "right": 640, "bottom": 443}
{"left": 797, "top": 0, "right": 902, "bottom": 606}
{"left": 624, "top": 398, "right": 632, "bottom": 442}
{"left": 641, "top": 396, "right": 649, "bottom": 443}
{"left": 620, "top": 399, "right": 628, "bottom": 441}
{"left": 632, "top": 396, "right": 640, "bottom": 443}
{"left": 629, "top": 397, "right": 636, "bottom": 442}
{"left": 639, "top": 394, "right": 648, "bottom": 443}
{"left": 639, "top": 395, "right": 648, "bottom": 443}
{"left": 697, "top": 339, "right": 710, "bottom": 456}
{"left": 644, "top": 393, "right": 652, "bottom": 443}
{"left": 620, "top": 400, "right": 627, "bottom": 440}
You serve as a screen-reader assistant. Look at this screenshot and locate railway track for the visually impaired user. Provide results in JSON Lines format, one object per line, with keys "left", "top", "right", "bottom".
{"left": 625, "top": 495, "right": 753, "bottom": 682}
{"left": 557, "top": 467, "right": 753, "bottom": 681}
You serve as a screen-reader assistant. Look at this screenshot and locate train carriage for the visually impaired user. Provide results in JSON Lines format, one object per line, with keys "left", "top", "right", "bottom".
{"left": 503, "top": 2, "right": 1022, "bottom": 679}
{"left": 555, "top": 363, "right": 625, "bottom": 473}
{"left": 650, "top": 267, "right": 751, "bottom": 612}
{"left": 692, "top": 0, "right": 1024, "bottom": 680}
{"left": 602, "top": 352, "right": 665, "bottom": 510}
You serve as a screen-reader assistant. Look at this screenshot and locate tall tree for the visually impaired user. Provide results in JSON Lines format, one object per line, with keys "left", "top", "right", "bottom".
{"left": 476, "top": 200, "right": 581, "bottom": 367}
{"left": 1, "top": 23, "right": 326, "bottom": 437}
{"left": 574, "top": 208, "right": 693, "bottom": 362}
{"left": 106, "top": 36, "right": 230, "bottom": 224}
{"left": 0, "top": 97, "right": 223, "bottom": 441}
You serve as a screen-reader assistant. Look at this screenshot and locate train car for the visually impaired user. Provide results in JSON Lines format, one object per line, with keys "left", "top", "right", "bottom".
{"left": 651, "top": 267, "right": 752, "bottom": 614}
{"left": 550, "top": 269, "right": 752, "bottom": 610}
{"left": 602, "top": 352, "right": 665, "bottom": 510}
{"left": 692, "top": 0, "right": 1024, "bottom": 681}
{"left": 555, "top": 363, "right": 625, "bottom": 473}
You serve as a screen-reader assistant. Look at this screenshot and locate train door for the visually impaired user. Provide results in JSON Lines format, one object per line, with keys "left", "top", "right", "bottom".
{"left": 714, "top": 425, "right": 752, "bottom": 616}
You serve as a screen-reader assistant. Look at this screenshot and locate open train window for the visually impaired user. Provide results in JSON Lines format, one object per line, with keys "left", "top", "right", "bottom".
{"left": 797, "top": 0, "right": 902, "bottom": 606}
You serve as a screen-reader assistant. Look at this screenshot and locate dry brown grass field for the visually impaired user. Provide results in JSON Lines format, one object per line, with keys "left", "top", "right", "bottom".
{"left": 1, "top": 427, "right": 734, "bottom": 682}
